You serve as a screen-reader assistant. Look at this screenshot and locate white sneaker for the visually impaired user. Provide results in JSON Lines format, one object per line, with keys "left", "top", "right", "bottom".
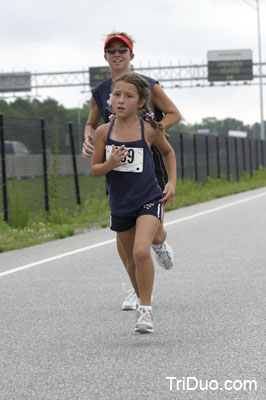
{"left": 122, "top": 288, "right": 138, "bottom": 310}
{"left": 135, "top": 306, "right": 154, "bottom": 333}
{"left": 152, "top": 241, "right": 174, "bottom": 270}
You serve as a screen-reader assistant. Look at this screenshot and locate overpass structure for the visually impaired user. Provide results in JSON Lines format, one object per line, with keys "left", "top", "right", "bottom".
{"left": 0, "top": 62, "right": 265, "bottom": 93}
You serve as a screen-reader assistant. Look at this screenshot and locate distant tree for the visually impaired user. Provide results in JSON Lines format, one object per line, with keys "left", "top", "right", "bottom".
{"left": 186, "top": 116, "right": 260, "bottom": 138}
{"left": 250, "top": 122, "right": 261, "bottom": 139}
{"left": 0, "top": 97, "right": 90, "bottom": 126}
{"left": 0, "top": 97, "right": 263, "bottom": 139}
{"left": 0, "top": 100, "right": 11, "bottom": 115}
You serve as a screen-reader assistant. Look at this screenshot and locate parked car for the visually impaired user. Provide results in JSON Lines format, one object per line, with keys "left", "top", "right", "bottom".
{"left": 4, "top": 141, "right": 30, "bottom": 155}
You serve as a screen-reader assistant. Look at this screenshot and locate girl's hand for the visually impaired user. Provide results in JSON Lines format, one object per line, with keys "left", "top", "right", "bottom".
{"left": 108, "top": 144, "right": 129, "bottom": 169}
{"left": 160, "top": 182, "right": 176, "bottom": 206}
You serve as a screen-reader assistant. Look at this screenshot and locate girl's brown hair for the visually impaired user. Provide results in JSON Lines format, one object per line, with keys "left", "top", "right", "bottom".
{"left": 112, "top": 73, "right": 167, "bottom": 135}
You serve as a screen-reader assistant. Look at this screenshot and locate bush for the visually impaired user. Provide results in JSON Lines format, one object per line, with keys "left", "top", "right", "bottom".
{"left": 9, "top": 179, "right": 30, "bottom": 229}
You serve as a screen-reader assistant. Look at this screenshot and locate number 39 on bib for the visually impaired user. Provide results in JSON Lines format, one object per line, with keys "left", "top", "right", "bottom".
{"left": 105, "top": 145, "right": 144, "bottom": 173}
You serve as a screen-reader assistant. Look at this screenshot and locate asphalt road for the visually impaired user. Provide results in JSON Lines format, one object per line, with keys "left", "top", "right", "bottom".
{"left": 1, "top": 187, "right": 266, "bottom": 400}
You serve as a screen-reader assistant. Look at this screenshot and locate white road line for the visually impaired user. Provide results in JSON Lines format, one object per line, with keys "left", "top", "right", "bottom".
{"left": 1, "top": 190, "right": 266, "bottom": 278}
{"left": 0, "top": 239, "right": 115, "bottom": 278}
{"left": 165, "top": 190, "right": 266, "bottom": 227}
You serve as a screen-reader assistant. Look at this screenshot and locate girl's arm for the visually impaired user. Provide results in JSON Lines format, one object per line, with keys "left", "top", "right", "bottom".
{"left": 91, "top": 125, "right": 129, "bottom": 177}
{"left": 150, "top": 128, "right": 177, "bottom": 206}
{"left": 151, "top": 84, "right": 181, "bottom": 130}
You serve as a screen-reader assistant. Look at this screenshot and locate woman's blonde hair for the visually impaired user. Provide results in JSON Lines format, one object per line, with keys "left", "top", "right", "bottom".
{"left": 103, "top": 31, "right": 135, "bottom": 48}
{"left": 112, "top": 73, "right": 167, "bottom": 135}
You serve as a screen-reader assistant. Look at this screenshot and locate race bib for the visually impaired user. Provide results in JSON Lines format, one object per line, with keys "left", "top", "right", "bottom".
{"left": 105, "top": 145, "right": 143, "bottom": 173}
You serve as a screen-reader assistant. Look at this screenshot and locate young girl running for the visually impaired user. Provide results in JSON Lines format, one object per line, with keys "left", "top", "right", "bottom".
{"left": 91, "top": 73, "right": 176, "bottom": 333}
{"left": 84, "top": 32, "right": 181, "bottom": 311}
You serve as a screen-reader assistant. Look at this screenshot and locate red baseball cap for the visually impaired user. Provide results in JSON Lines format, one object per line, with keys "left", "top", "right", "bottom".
{"left": 104, "top": 34, "right": 133, "bottom": 52}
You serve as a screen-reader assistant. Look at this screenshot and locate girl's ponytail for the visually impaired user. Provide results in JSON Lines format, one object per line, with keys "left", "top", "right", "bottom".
{"left": 144, "top": 108, "right": 168, "bottom": 136}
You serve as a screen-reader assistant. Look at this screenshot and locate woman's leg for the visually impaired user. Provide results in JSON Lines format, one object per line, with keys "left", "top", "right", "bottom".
{"left": 151, "top": 204, "right": 174, "bottom": 270}
{"left": 152, "top": 221, "right": 167, "bottom": 245}
{"left": 133, "top": 215, "right": 161, "bottom": 305}
{"left": 116, "top": 226, "right": 139, "bottom": 298}
{"left": 152, "top": 203, "right": 166, "bottom": 244}
{"left": 116, "top": 234, "right": 128, "bottom": 271}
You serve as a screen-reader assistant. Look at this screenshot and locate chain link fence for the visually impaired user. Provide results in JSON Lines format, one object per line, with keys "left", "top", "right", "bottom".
{"left": 168, "top": 132, "right": 266, "bottom": 182}
{"left": 1, "top": 113, "right": 266, "bottom": 224}
{"left": 0, "top": 114, "right": 91, "bottom": 224}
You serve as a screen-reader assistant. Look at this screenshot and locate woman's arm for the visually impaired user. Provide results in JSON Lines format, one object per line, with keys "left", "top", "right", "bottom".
{"left": 82, "top": 96, "right": 102, "bottom": 158}
{"left": 151, "top": 128, "right": 177, "bottom": 206}
{"left": 151, "top": 83, "right": 181, "bottom": 130}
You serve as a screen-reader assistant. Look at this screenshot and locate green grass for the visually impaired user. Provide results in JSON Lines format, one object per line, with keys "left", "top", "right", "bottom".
{"left": 167, "top": 168, "right": 266, "bottom": 211}
{"left": 1, "top": 175, "right": 107, "bottom": 217}
{"left": 0, "top": 167, "right": 266, "bottom": 253}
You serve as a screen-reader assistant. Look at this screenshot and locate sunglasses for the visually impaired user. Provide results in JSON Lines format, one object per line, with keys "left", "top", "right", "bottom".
{"left": 106, "top": 47, "right": 129, "bottom": 55}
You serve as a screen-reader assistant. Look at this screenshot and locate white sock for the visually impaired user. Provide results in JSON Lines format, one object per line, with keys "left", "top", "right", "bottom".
{"left": 139, "top": 305, "right": 152, "bottom": 311}
{"left": 152, "top": 242, "right": 164, "bottom": 250}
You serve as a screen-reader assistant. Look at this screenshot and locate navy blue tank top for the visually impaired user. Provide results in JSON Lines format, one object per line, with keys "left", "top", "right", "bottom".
{"left": 106, "top": 118, "right": 162, "bottom": 216}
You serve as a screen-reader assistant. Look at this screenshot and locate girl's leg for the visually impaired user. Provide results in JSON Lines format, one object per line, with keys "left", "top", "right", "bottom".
{"left": 133, "top": 215, "right": 161, "bottom": 306}
{"left": 116, "top": 226, "right": 139, "bottom": 298}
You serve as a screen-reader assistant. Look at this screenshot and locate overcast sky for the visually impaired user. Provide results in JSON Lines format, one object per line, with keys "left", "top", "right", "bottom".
{"left": 1, "top": 0, "right": 266, "bottom": 126}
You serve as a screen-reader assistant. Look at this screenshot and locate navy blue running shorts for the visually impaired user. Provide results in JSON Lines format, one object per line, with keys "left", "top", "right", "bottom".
{"left": 110, "top": 200, "right": 164, "bottom": 232}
